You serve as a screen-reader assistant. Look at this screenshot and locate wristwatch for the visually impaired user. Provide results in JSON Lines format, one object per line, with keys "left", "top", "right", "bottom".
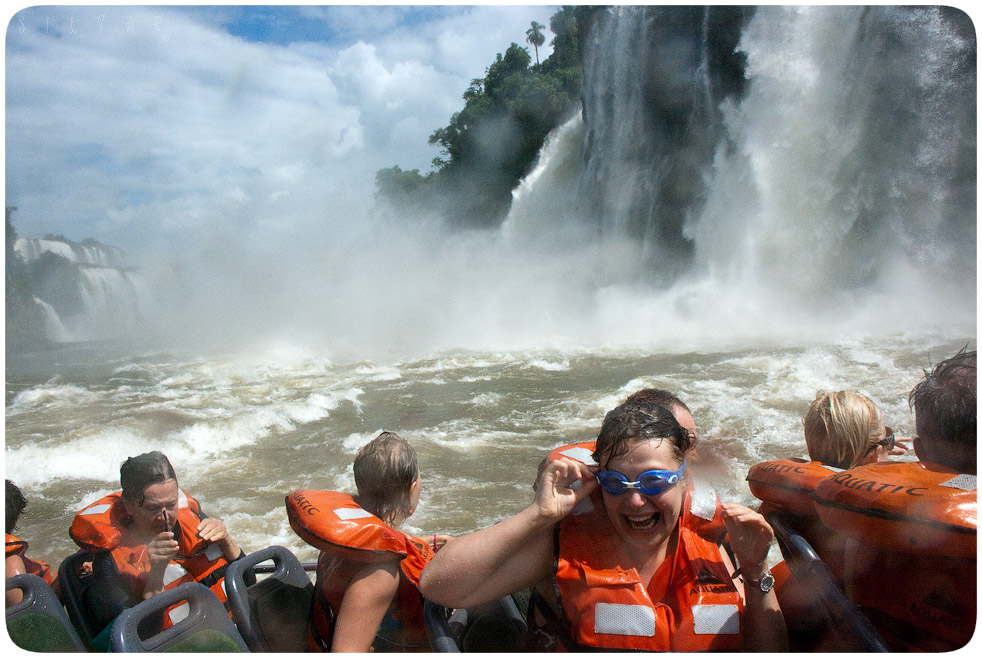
{"left": 746, "top": 570, "right": 775, "bottom": 593}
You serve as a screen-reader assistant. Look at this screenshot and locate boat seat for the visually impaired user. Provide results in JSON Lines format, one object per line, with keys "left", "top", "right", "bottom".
{"left": 425, "top": 593, "right": 529, "bottom": 652}
{"left": 224, "top": 545, "right": 314, "bottom": 652}
{"left": 109, "top": 581, "right": 250, "bottom": 652}
{"left": 58, "top": 547, "right": 147, "bottom": 649}
{"left": 5, "top": 573, "right": 86, "bottom": 652}
{"left": 57, "top": 549, "right": 102, "bottom": 648}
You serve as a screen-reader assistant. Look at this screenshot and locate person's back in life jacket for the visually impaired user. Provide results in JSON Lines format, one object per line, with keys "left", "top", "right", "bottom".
{"left": 287, "top": 431, "right": 448, "bottom": 653}
{"left": 813, "top": 460, "right": 977, "bottom": 652}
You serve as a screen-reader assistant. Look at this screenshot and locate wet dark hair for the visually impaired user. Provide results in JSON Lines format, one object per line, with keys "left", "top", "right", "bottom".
{"left": 6, "top": 480, "right": 28, "bottom": 533}
{"left": 593, "top": 399, "right": 692, "bottom": 468}
{"left": 624, "top": 388, "right": 690, "bottom": 414}
{"left": 120, "top": 451, "right": 178, "bottom": 507}
{"left": 908, "top": 348, "right": 976, "bottom": 473}
{"left": 354, "top": 431, "right": 420, "bottom": 526}
{"left": 624, "top": 388, "right": 698, "bottom": 451}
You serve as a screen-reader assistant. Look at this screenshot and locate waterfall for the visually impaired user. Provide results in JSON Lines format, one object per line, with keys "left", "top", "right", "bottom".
{"left": 688, "top": 6, "right": 975, "bottom": 305}
{"left": 15, "top": 238, "right": 128, "bottom": 268}
{"left": 505, "top": 5, "right": 975, "bottom": 339}
{"left": 14, "top": 237, "right": 155, "bottom": 343}
{"left": 576, "top": 6, "right": 752, "bottom": 285}
{"left": 33, "top": 297, "right": 73, "bottom": 343}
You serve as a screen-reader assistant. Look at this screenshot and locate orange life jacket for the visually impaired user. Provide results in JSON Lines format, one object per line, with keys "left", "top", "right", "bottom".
{"left": 813, "top": 461, "right": 977, "bottom": 651}
{"left": 545, "top": 440, "right": 742, "bottom": 651}
{"left": 5, "top": 533, "right": 54, "bottom": 585}
{"left": 285, "top": 490, "right": 432, "bottom": 652}
{"left": 746, "top": 458, "right": 849, "bottom": 579}
{"left": 747, "top": 458, "right": 842, "bottom": 516}
{"left": 69, "top": 489, "right": 233, "bottom": 624}
{"left": 555, "top": 495, "right": 744, "bottom": 651}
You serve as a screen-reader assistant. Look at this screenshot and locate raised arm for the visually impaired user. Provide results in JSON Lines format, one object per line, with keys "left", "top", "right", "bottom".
{"left": 721, "top": 502, "right": 789, "bottom": 652}
{"left": 196, "top": 517, "right": 243, "bottom": 561}
{"left": 419, "top": 457, "right": 597, "bottom": 608}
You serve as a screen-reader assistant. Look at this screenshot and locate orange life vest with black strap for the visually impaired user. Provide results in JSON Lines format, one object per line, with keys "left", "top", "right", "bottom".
{"left": 746, "top": 458, "right": 849, "bottom": 579}
{"left": 554, "top": 492, "right": 744, "bottom": 651}
{"left": 812, "top": 461, "right": 977, "bottom": 652}
{"left": 70, "top": 490, "right": 234, "bottom": 617}
{"left": 285, "top": 490, "right": 433, "bottom": 652}
{"left": 545, "top": 440, "right": 742, "bottom": 651}
{"left": 5, "top": 533, "right": 55, "bottom": 585}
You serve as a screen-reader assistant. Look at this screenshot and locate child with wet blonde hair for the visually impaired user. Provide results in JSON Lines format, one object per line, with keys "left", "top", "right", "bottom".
{"left": 803, "top": 391, "right": 894, "bottom": 469}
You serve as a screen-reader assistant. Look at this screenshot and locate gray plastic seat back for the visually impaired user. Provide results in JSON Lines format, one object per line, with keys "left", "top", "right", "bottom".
{"left": 109, "top": 581, "right": 250, "bottom": 652}
{"left": 6, "top": 573, "right": 86, "bottom": 652}
{"left": 224, "top": 545, "right": 314, "bottom": 652}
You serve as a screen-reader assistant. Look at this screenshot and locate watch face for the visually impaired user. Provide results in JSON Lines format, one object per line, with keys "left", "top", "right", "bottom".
{"left": 760, "top": 572, "right": 775, "bottom": 592}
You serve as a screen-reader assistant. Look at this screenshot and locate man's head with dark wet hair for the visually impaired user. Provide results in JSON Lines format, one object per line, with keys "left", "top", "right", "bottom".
{"left": 120, "top": 451, "right": 178, "bottom": 507}
{"left": 909, "top": 348, "right": 976, "bottom": 473}
{"left": 6, "top": 480, "right": 28, "bottom": 534}
{"left": 593, "top": 399, "right": 692, "bottom": 469}
{"left": 354, "top": 431, "right": 420, "bottom": 525}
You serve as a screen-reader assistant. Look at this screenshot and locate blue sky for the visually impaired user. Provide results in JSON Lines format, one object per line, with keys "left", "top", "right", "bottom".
{"left": 5, "top": 4, "right": 558, "bottom": 254}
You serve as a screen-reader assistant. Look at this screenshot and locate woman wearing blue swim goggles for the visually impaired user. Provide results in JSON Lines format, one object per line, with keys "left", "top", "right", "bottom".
{"left": 419, "top": 396, "right": 788, "bottom": 652}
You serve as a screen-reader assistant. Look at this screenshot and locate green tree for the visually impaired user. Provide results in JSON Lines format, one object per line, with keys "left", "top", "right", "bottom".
{"left": 375, "top": 7, "right": 596, "bottom": 227}
{"left": 526, "top": 21, "right": 546, "bottom": 66}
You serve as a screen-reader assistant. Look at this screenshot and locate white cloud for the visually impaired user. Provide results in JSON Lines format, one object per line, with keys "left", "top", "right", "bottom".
{"left": 5, "top": 5, "right": 557, "bottom": 252}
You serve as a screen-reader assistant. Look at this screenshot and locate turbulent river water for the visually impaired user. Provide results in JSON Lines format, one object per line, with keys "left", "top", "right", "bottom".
{"left": 4, "top": 334, "right": 971, "bottom": 570}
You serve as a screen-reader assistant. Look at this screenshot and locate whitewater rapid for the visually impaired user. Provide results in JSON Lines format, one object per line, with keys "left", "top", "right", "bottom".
{"left": 5, "top": 335, "right": 968, "bottom": 569}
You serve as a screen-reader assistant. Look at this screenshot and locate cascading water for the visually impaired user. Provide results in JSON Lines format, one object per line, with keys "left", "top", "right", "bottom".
{"left": 576, "top": 5, "right": 752, "bottom": 284}
{"left": 505, "top": 5, "right": 975, "bottom": 343}
{"left": 13, "top": 237, "right": 155, "bottom": 343}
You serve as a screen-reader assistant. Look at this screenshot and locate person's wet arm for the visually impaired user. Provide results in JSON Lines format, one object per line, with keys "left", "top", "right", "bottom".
{"left": 419, "top": 457, "right": 597, "bottom": 608}
{"left": 5, "top": 554, "right": 28, "bottom": 606}
{"left": 331, "top": 560, "right": 400, "bottom": 652}
{"left": 721, "top": 502, "right": 789, "bottom": 652}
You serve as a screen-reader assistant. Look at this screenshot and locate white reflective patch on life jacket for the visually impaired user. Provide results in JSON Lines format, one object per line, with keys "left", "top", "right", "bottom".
{"left": 692, "top": 604, "right": 740, "bottom": 634}
{"left": 941, "top": 474, "right": 977, "bottom": 492}
{"left": 560, "top": 447, "right": 597, "bottom": 466}
{"left": 168, "top": 602, "right": 190, "bottom": 625}
{"left": 204, "top": 542, "right": 224, "bottom": 560}
{"left": 594, "top": 602, "right": 656, "bottom": 637}
{"left": 178, "top": 491, "right": 189, "bottom": 509}
{"left": 163, "top": 563, "right": 188, "bottom": 586}
{"left": 80, "top": 503, "right": 112, "bottom": 516}
{"left": 334, "top": 507, "right": 373, "bottom": 520}
{"left": 689, "top": 480, "right": 719, "bottom": 521}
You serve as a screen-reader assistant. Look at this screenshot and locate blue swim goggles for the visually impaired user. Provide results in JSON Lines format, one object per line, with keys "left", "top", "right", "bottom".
{"left": 595, "top": 459, "right": 687, "bottom": 495}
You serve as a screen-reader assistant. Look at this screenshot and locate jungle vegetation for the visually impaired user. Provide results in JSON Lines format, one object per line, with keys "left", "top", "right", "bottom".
{"left": 375, "top": 6, "right": 602, "bottom": 228}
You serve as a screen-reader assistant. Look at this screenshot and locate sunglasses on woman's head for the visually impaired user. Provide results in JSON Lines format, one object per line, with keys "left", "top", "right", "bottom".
{"left": 595, "top": 459, "right": 687, "bottom": 495}
{"left": 864, "top": 426, "right": 896, "bottom": 457}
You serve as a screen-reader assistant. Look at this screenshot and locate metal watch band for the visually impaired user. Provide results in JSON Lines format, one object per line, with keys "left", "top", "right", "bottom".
{"left": 747, "top": 570, "right": 775, "bottom": 593}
